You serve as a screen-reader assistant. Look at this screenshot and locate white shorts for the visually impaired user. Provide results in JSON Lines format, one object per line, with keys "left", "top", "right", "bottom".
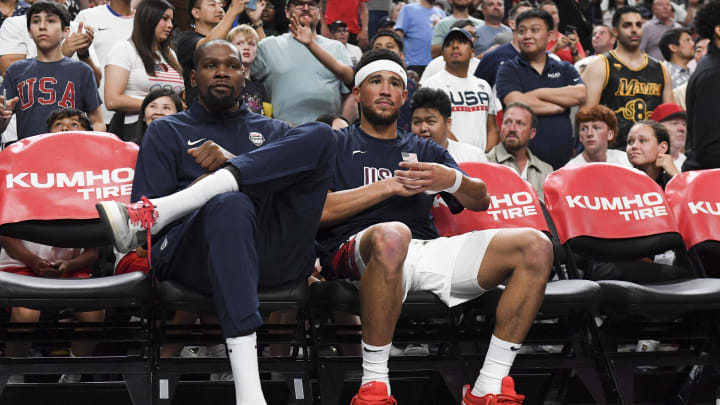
{"left": 351, "top": 229, "right": 500, "bottom": 307}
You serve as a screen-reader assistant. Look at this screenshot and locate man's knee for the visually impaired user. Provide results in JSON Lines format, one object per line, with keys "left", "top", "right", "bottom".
{"left": 517, "top": 229, "right": 553, "bottom": 277}
{"left": 202, "top": 192, "right": 255, "bottom": 234}
{"left": 362, "top": 222, "right": 411, "bottom": 281}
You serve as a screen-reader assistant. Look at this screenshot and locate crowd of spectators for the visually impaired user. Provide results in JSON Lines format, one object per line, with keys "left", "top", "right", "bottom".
{"left": 0, "top": 0, "right": 720, "bottom": 395}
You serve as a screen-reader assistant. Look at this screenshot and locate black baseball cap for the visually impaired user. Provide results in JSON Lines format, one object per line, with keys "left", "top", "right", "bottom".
{"left": 378, "top": 16, "right": 395, "bottom": 28}
{"left": 442, "top": 28, "right": 474, "bottom": 48}
{"left": 329, "top": 20, "right": 348, "bottom": 33}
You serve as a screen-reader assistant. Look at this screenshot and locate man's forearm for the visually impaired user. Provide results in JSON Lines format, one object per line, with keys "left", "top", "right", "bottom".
{"left": 321, "top": 181, "right": 394, "bottom": 227}
{"left": 528, "top": 85, "right": 586, "bottom": 107}
{"left": 307, "top": 40, "right": 354, "bottom": 85}
{"left": 504, "top": 92, "right": 565, "bottom": 115}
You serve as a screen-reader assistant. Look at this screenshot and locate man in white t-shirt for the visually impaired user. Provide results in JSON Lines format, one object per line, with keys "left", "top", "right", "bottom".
{"left": 565, "top": 105, "right": 632, "bottom": 167}
{"left": 419, "top": 18, "right": 479, "bottom": 86}
{"left": 410, "top": 86, "right": 488, "bottom": 163}
{"left": 74, "top": 0, "right": 134, "bottom": 123}
{"left": 422, "top": 27, "right": 499, "bottom": 152}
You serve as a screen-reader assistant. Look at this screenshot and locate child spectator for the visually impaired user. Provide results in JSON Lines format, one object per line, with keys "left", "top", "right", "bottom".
{"left": 0, "top": 1, "right": 104, "bottom": 140}
{"left": 227, "top": 24, "right": 270, "bottom": 116}
{"left": 46, "top": 106, "right": 93, "bottom": 132}
{"left": 410, "top": 87, "right": 487, "bottom": 163}
{"left": 0, "top": 107, "right": 101, "bottom": 384}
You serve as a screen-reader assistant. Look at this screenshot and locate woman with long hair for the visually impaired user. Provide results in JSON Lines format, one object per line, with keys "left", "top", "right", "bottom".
{"left": 105, "top": 0, "right": 184, "bottom": 141}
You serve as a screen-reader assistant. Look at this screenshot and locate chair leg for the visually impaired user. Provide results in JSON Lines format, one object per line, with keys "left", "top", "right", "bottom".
{"left": 319, "top": 364, "right": 345, "bottom": 405}
{"left": 0, "top": 374, "right": 10, "bottom": 396}
{"left": 439, "top": 362, "right": 465, "bottom": 403}
{"left": 613, "top": 366, "right": 634, "bottom": 405}
{"left": 124, "top": 372, "right": 152, "bottom": 405}
{"left": 575, "top": 368, "right": 608, "bottom": 405}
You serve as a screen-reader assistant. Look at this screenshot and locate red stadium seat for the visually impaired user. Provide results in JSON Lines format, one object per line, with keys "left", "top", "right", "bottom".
{"left": 666, "top": 170, "right": 720, "bottom": 276}
{"left": 545, "top": 163, "right": 720, "bottom": 404}
{"left": 432, "top": 162, "right": 549, "bottom": 235}
{"left": 0, "top": 132, "right": 151, "bottom": 404}
{"left": 0, "top": 132, "right": 138, "bottom": 247}
{"left": 431, "top": 162, "right": 607, "bottom": 404}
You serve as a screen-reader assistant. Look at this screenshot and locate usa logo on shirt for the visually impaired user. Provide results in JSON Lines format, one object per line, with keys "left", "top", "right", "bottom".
{"left": 249, "top": 132, "right": 265, "bottom": 146}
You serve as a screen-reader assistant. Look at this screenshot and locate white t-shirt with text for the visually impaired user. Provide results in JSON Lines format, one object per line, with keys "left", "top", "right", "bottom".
{"left": 422, "top": 69, "right": 497, "bottom": 151}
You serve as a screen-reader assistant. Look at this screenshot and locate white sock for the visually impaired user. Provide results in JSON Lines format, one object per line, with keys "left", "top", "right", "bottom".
{"left": 472, "top": 335, "right": 520, "bottom": 397}
{"left": 226, "top": 333, "right": 266, "bottom": 405}
{"left": 149, "top": 168, "right": 239, "bottom": 232}
{"left": 361, "top": 341, "right": 391, "bottom": 395}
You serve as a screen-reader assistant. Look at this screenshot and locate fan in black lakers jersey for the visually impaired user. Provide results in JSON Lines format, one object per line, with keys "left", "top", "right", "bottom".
{"left": 582, "top": 6, "right": 673, "bottom": 150}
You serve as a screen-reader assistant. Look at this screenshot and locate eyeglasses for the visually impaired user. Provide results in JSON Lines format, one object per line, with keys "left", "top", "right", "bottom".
{"left": 266, "top": 2, "right": 275, "bottom": 8}
{"left": 291, "top": 1, "right": 318, "bottom": 9}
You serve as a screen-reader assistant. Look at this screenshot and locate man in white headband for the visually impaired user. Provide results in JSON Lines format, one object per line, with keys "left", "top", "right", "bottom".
{"left": 316, "top": 48, "right": 551, "bottom": 405}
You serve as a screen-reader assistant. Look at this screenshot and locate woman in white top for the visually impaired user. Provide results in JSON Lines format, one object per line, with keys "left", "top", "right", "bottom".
{"left": 105, "top": 0, "right": 184, "bottom": 141}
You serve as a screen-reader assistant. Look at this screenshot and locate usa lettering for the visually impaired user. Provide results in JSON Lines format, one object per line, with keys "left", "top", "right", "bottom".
{"left": 450, "top": 90, "right": 490, "bottom": 111}
{"left": 5, "top": 168, "right": 134, "bottom": 200}
{"left": 565, "top": 192, "right": 668, "bottom": 221}
{"left": 688, "top": 201, "right": 720, "bottom": 215}
{"left": 486, "top": 192, "right": 537, "bottom": 220}
{"left": 17, "top": 77, "right": 76, "bottom": 111}
{"left": 364, "top": 166, "right": 393, "bottom": 185}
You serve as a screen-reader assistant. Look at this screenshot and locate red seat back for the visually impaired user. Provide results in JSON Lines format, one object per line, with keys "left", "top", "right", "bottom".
{"left": 0, "top": 132, "right": 138, "bottom": 225}
{"left": 544, "top": 163, "right": 678, "bottom": 244}
{"left": 665, "top": 170, "right": 720, "bottom": 249}
{"left": 431, "top": 162, "right": 549, "bottom": 236}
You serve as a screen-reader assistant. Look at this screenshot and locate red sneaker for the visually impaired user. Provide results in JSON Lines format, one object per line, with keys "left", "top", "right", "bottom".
{"left": 461, "top": 377, "right": 525, "bottom": 405}
{"left": 350, "top": 381, "right": 397, "bottom": 405}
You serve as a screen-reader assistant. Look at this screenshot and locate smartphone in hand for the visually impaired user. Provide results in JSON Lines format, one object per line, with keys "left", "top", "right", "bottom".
{"left": 246, "top": 0, "right": 257, "bottom": 10}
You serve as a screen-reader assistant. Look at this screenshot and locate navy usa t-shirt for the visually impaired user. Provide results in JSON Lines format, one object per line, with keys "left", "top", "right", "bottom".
{"left": 316, "top": 124, "right": 463, "bottom": 262}
{"left": 0, "top": 57, "right": 100, "bottom": 139}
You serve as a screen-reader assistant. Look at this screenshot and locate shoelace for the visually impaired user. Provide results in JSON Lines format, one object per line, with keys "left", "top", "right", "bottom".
{"left": 127, "top": 196, "right": 157, "bottom": 267}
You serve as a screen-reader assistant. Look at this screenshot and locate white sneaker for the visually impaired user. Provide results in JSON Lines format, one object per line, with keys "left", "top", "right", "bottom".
{"left": 96, "top": 197, "right": 157, "bottom": 253}
{"left": 7, "top": 375, "right": 24, "bottom": 384}
{"left": 402, "top": 344, "right": 429, "bottom": 356}
{"left": 58, "top": 373, "right": 82, "bottom": 383}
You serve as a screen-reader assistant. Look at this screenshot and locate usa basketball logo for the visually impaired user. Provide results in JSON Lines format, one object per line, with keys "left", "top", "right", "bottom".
{"left": 249, "top": 132, "right": 265, "bottom": 146}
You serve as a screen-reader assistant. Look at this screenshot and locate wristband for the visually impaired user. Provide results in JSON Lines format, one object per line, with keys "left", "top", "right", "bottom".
{"left": 444, "top": 168, "right": 463, "bottom": 194}
{"left": 77, "top": 51, "right": 90, "bottom": 59}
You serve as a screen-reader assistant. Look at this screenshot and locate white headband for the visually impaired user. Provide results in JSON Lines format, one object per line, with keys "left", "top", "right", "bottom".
{"left": 354, "top": 60, "right": 408, "bottom": 89}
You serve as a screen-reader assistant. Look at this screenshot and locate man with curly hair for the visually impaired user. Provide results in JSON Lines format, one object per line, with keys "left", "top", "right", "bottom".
{"left": 683, "top": 0, "right": 720, "bottom": 170}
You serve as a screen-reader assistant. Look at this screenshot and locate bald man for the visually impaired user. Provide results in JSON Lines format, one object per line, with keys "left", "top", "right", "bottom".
{"left": 96, "top": 40, "right": 336, "bottom": 405}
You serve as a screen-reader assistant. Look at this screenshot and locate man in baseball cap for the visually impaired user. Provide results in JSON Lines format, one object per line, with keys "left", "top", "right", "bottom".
{"left": 422, "top": 26, "right": 500, "bottom": 152}
{"left": 377, "top": 16, "right": 395, "bottom": 32}
{"left": 442, "top": 26, "right": 474, "bottom": 48}
{"left": 651, "top": 103, "right": 687, "bottom": 169}
{"left": 329, "top": 19, "right": 363, "bottom": 65}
